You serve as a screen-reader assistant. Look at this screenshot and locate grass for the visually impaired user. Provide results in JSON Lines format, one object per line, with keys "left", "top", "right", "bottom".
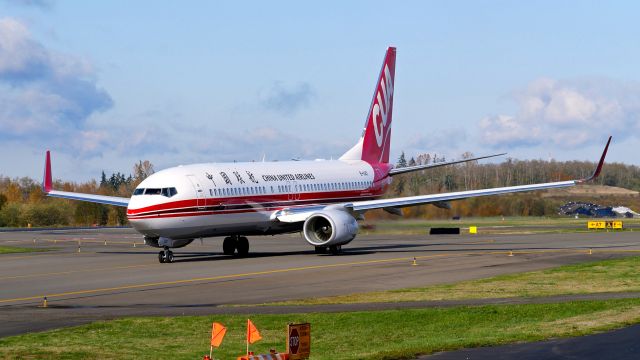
{"left": 0, "top": 245, "right": 49, "bottom": 254}
{"left": 266, "top": 256, "right": 640, "bottom": 306}
{"left": 2, "top": 299, "right": 640, "bottom": 359}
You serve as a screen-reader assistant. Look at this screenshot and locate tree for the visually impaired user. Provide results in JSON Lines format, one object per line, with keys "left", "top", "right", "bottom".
{"left": 100, "top": 171, "right": 108, "bottom": 188}
{"left": 4, "top": 183, "right": 22, "bottom": 203}
{"left": 0, "top": 193, "right": 6, "bottom": 210}
{"left": 134, "top": 160, "right": 155, "bottom": 181}
{"left": 394, "top": 175, "right": 406, "bottom": 195}
{"left": 396, "top": 152, "right": 407, "bottom": 168}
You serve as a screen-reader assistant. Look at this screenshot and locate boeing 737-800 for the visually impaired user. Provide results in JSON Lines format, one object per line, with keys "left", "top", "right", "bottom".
{"left": 41, "top": 47, "right": 612, "bottom": 263}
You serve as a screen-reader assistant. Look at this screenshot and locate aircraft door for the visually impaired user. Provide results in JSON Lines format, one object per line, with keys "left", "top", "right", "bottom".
{"left": 288, "top": 181, "right": 300, "bottom": 202}
{"left": 186, "top": 175, "right": 206, "bottom": 210}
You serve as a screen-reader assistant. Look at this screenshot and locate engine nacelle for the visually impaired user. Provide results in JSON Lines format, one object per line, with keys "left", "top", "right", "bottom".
{"left": 303, "top": 208, "right": 358, "bottom": 247}
{"left": 144, "top": 236, "right": 194, "bottom": 249}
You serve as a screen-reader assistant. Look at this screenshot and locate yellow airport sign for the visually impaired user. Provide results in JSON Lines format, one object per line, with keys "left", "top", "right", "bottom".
{"left": 469, "top": 226, "right": 477, "bottom": 234}
{"left": 588, "top": 221, "right": 623, "bottom": 230}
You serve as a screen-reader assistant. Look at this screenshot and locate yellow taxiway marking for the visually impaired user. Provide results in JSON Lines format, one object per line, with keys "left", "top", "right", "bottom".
{"left": 2, "top": 247, "right": 639, "bottom": 305}
{"left": 0, "top": 238, "right": 142, "bottom": 245}
{"left": 0, "top": 263, "right": 156, "bottom": 281}
{"left": 0, "top": 252, "right": 484, "bottom": 304}
{"left": 0, "top": 251, "right": 99, "bottom": 261}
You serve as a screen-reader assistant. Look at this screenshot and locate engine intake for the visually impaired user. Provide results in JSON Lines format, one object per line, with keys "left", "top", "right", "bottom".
{"left": 303, "top": 208, "right": 358, "bottom": 247}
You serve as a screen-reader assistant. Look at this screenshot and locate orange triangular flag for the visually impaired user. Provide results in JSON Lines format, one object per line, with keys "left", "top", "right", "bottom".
{"left": 247, "top": 319, "right": 262, "bottom": 344}
{"left": 211, "top": 322, "right": 227, "bottom": 348}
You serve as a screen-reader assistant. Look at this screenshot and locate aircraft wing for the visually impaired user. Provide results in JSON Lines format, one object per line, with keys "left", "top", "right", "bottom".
{"left": 42, "top": 151, "right": 130, "bottom": 208}
{"left": 275, "top": 136, "right": 611, "bottom": 223}
{"left": 46, "top": 190, "right": 130, "bottom": 207}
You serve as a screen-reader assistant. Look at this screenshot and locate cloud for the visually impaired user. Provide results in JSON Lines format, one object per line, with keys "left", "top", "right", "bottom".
{"left": 261, "top": 81, "right": 315, "bottom": 116}
{"left": 2, "top": 0, "right": 53, "bottom": 10}
{"left": 193, "top": 126, "right": 348, "bottom": 162}
{"left": 0, "top": 17, "right": 113, "bottom": 148}
{"left": 479, "top": 77, "right": 640, "bottom": 148}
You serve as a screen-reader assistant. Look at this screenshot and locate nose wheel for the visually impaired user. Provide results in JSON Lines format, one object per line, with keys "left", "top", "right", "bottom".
{"left": 158, "top": 247, "right": 174, "bottom": 263}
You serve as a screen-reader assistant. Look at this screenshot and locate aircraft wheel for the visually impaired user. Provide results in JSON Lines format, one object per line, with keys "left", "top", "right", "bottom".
{"left": 314, "top": 246, "right": 327, "bottom": 254}
{"left": 329, "top": 245, "right": 342, "bottom": 255}
{"left": 222, "top": 237, "right": 235, "bottom": 255}
{"left": 166, "top": 250, "right": 174, "bottom": 263}
{"left": 236, "top": 236, "right": 250, "bottom": 257}
{"left": 158, "top": 251, "right": 165, "bottom": 263}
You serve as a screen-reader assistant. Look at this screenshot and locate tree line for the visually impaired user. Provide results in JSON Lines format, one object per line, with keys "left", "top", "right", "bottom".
{"left": 0, "top": 154, "right": 638, "bottom": 227}
{"left": 0, "top": 160, "right": 154, "bottom": 227}
{"left": 378, "top": 152, "right": 640, "bottom": 219}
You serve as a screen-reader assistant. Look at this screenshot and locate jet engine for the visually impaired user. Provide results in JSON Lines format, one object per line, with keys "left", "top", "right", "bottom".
{"left": 144, "top": 236, "right": 194, "bottom": 249}
{"left": 302, "top": 208, "right": 358, "bottom": 247}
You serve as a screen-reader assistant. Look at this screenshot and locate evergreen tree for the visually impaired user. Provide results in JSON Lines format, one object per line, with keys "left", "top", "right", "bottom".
{"left": 396, "top": 152, "right": 407, "bottom": 168}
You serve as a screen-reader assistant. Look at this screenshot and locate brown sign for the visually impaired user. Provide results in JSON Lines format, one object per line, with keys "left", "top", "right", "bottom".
{"left": 286, "top": 323, "right": 310, "bottom": 360}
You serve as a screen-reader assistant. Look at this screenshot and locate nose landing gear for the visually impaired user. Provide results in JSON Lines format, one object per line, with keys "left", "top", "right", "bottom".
{"left": 158, "top": 247, "right": 174, "bottom": 263}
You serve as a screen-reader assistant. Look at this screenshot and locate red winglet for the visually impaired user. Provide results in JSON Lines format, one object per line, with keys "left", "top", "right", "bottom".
{"left": 43, "top": 150, "right": 52, "bottom": 193}
{"left": 578, "top": 136, "right": 612, "bottom": 183}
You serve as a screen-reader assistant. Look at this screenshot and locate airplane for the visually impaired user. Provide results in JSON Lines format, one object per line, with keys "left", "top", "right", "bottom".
{"left": 41, "top": 47, "right": 612, "bottom": 263}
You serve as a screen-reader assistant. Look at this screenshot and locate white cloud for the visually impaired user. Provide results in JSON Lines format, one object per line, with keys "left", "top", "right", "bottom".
{"left": 261, "top": 81, "right": 315, "bottom": 116}
{"left": 2, "top": 0, "right": 53, "bottom": 10}
{"left": 479, "top": 77, "right": 640, "bottom": 148}
{"left": 193, "top": 126, "right": 349, "bottom": 163}
{"left": 0, "top": 17, "right": 113, "bottom": 148}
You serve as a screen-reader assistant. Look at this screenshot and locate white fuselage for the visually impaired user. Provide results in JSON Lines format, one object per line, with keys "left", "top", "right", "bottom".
{"left": 127, "top": 159, "right": 387, "bottom": 240}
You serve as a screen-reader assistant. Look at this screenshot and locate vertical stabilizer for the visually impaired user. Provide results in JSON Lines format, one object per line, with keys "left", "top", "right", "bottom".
{"left": 340, "top": 46, "right": 396, "bottom": 164}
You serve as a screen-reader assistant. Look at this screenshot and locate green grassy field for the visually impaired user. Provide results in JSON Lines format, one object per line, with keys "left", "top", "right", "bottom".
{"left": 0, "top": 245, "right": 49, "bottom": 254}
{"left": 2, "top": 299, "right": 640, "bottom": 360}
{"left": 267, "top": 256, "right": 640, "bottom": 306}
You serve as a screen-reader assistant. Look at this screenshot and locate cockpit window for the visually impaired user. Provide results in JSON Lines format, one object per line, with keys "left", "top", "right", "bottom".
{"left": 136, "top": 187, "right": 177, "bottom": 197}
{"left": 161, "top": 187, "right": 178, "bottom": 197}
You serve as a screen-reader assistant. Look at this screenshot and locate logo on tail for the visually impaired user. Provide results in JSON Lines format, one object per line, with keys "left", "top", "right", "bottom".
{"left": 340, "top": 47, "right": 396, "bottom": 164}
{"left": 372, "top": 64, "right": 394, "bottom": 148}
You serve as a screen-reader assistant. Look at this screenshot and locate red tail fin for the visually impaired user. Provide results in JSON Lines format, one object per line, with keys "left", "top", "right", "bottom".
{"left": 43, "top": 150, "right": 52, "bottom": 193}
{"left": 340, "top": 47, "right": 396, "bottom": 164}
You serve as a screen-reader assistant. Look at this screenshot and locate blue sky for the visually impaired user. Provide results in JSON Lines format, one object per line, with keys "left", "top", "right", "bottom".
{"left": 1, "top": 1, "right": 639, "bottom": 181}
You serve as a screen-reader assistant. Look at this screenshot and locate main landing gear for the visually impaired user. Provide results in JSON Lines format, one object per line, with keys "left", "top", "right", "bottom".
{"left": 223, "top": 235, "right": 250, "bottom": 257}
{"left": 158, "top": 246, "right": 174, "bottom": 263}
{"left": 314, "top": 245, "right": 342, "bottom": 255}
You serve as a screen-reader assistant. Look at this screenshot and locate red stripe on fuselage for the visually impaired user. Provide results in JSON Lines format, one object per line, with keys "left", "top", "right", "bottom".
{"left": 127, "top": 190, "right": 381, "bottom": 216}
